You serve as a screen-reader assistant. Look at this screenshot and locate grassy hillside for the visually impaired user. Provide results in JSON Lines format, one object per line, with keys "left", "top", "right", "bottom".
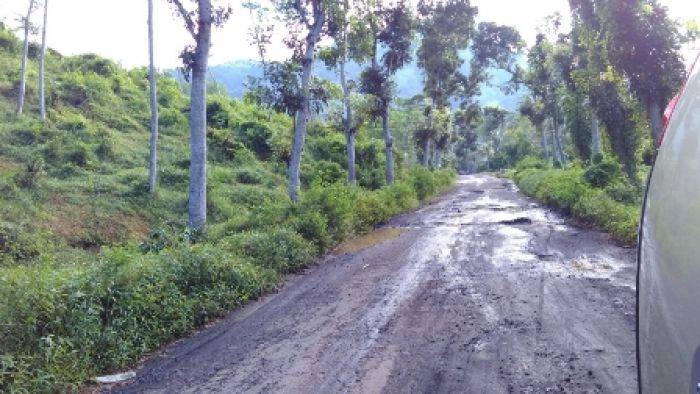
{"left": 0, "top": 25, "right": 455, "bottom": 391}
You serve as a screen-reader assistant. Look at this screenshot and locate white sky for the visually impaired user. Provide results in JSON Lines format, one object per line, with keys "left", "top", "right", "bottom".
{"left": 0, "top": 0, "right": 697, "bottom": 69}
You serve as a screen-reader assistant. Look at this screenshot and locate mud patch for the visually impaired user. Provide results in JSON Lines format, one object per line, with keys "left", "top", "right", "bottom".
{"left": 335, "top": 227, "right": 407, "bottom": 255}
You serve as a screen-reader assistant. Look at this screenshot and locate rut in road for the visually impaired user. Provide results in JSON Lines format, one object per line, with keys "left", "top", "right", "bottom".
{"left": 113, "top": 174, "right": 637, "bottom": 394}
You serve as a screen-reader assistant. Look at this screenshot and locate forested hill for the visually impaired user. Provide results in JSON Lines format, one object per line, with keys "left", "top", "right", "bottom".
{"left": 0, "top": 21, "right": 455, "bottom": 391}
{"left": 180, "top": 57, "right": 525, "bottom": 111}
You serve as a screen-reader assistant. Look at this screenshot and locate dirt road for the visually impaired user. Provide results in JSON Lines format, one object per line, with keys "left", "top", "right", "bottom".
{"left": 115, "top": 174, "right": 638, "bottom": 393}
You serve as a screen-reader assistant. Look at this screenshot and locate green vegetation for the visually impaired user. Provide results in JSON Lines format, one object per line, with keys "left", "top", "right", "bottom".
{"left": 0, "top": 24, "right": 455, "bottom": 391}
{"left": 510, "top": 157, "right": 641, "bottom": 245}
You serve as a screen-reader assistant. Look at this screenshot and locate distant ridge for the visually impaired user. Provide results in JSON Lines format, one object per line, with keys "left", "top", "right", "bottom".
{"left": 172, "top": 56, "right": 525, "bottom": 111}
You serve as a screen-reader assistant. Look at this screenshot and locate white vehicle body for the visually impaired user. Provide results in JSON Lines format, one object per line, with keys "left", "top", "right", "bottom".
{"left": 638, "top": 54, "right": 700, "bottom": 393}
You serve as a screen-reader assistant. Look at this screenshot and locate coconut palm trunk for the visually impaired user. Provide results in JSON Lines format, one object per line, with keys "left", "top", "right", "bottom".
{"left": 187, "top": 0, "right": 212, "bottom": 230}
{"left": 147, "top": 0, "right": 159, "bottom": 196}
{"left": 16, "top": 0, "right": 35, "bottom": 116}
{"left": 38, "top": 0, "right": 48, "bottom": 121}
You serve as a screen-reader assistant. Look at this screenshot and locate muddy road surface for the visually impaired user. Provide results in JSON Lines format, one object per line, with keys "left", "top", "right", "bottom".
{"left": 115, "top": 174, "right": 637, "bottom": 393}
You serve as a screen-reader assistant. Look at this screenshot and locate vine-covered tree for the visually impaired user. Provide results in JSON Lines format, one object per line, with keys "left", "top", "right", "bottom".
{"left": 519, "top": 97, "right": 549, "bottom": 160}
{"left": 167, "top": 0, "right": 231, "bottom": 229}
{"left": 597, "top": 0, "right": 685, "bottom": 141}
{"left": 523, "top": 32, "right": 566, "bottom": 165}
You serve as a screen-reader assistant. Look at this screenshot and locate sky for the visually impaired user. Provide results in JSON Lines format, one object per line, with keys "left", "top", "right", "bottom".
{"left": 0, "top": 0, "right": 698, "bottom": 69}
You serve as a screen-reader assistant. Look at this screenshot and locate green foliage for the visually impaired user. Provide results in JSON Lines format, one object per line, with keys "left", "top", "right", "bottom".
{"left": 0, "top": 23, "right": 459, "bottom": 392}
{"left": 582, "top": 158, "right": 621, "bottom": 187}
{"left": 235, "top": 121, "right": 273, "bottom": 160}
{"left": 512, "top": 159, "right": 639, "bottom": 244}
{"left": 222, "top": 228, "right": 315, "bottom": 273}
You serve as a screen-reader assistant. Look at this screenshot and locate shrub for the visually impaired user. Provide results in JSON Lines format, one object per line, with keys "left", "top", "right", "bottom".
{"left": 159, "top": 107, "right": 187, "bottom": 129}
{"left": 299, "top": 183, "right": 354, "bottom": 246}
{"left": 233, "top": 167, "right": 265, "bottom": 185}
{"left": 301, "top": 160, "right": 347, "bottom": 187}
{"left": 604, "top": 180, "right": 640, "bottom": 204}
{"left": 407, "top": 167, "right": 455, "bottom": 202}
{"left": 221, "top": 228, "right": 315, "bottom": 273}
{"left": 0, "top": 245, "right": 277, "bottom": 391}
{"left": 206, "top": 98, "right": 231, "bottom": 129}
{"left": 0, "top": 221, "right": 49, "bottom": 264}
{"left": 42, "top": 137, "right": 92, "bottom": 168}
{"left": 515, "top": 156, "right": 547, "bottom": 172}
{"left": 13, "top": 158, "right": 45, "bottom": 190}
{"left": 512, "top": 158, "right": 640, "bottom": 245}
{"left": 582, "top": 159, "right": 621, "bottom": 187}
{"left": 234, "top": 121, "right": 273, "bottom": 160}
{"left": 54, "top": 111, "right": 89, "bottom": 132}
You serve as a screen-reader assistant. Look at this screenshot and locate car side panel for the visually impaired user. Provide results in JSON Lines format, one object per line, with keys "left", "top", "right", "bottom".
{"left": 639, "top": 61, "right": 700, "bottom": 393}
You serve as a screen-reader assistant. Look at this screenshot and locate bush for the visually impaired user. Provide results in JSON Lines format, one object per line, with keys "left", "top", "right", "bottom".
{"left": 159, "top": 107, "right": 187, "bottom": 129}
{"left": 299, "top": 183, "right": 354, "bottom": 246}
{"left": 512, "top": 158, "right": 639, "bottom": 244}
{"left": 0, "top": 245, "right": 277, "bottom": 390}
{"left": 582, "top": 159, "right": 621, "bottom": 187}
{"left": 221, "top": 228, "right": 315, "bottom": 273}
{"left": 42, "top": 137, "right": 92, "bottom": 168}
{"left": 235, "top": 121, "right": 273, "bottom": 160}
{"left": 604, "top": 180, "right": 640, "bottom": 204}
{"left": 233, "top": 167, "right": 265, "bottom": 185}
{"left": 515, "top": 156, "right": 547, "bottom": 172}
{"left": 13, "top": 158, "right": 45, "bottom": 190}
{"left": 408, "top": 167, "right": 455, "bottom": 202}
{"left": 302, "top": 160, "right": 347, "bottom": 187}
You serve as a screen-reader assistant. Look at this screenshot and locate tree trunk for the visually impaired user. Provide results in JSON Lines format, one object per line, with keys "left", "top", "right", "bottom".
{"left": 648, "top": 99, "right": 662, "bottom": 143}
{"left": 537, "top": 123, "right": 549, "bottom": 161}
{"left": 422, "top": 138, "right": 431, "bottom": 167}
{"left": 38, "top": 0, "right": 47, "bottom": 121}
{"left": 382, "top": 105, "right": 394, "bottom": 184}
{"left": 187, "top": 0, "right": 212, "bottom": 230}
{"left": 148, "top": 0, "right": 159, "bottom": 196}
{"left": 591, "top": 113, "right": 601, "bottom": 160}
{"left": 339, "top": 45, "right": 355, "bottom": 184}
{"left": 346, "top": 130, "right": 356, "bottom": 184}
{"left": 434, "top": 146, "right": 442, "bottom": 169}
{"left": 17, "top": 0, "right": 35, "bottom": 116}
{"left": 288, "top": 13, "right": 324, "bottom": 202}
{"left": 552, "top": 117, "right": 565, "bottom": 165}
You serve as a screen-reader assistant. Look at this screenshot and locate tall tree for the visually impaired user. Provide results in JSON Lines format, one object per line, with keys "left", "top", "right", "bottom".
{"left": 270, "top": 0, "right": 331, "bottom": 201}
{"left": 453, "top": 103, "right": 481, "bottom": 172}
{"left": 417, "top": 1, "right": 522, "bottom": 166}
{"left": 168, "top": 0, "right": 231, "bottom": 230}
{"left": 16, "top": 0, "right": 37, "bottom": 116}
{"left": 482, "top": 106, "right": 508, "bottom": 156}
{"left": 319, "top": 0, "right": 362, "bottom": 184}
{"left": 359, "top": 1, "right": 414, "bottom": 184}
{"left": 38, "top": 0, "right": 48, "bottom": 121}
{"left": 519, "top": 97, "right": 549, "bottom": 161}
{"left": 524, "top": 33, "right": 566, "bottom": 165}
{"left": 596, "top": 0, "right": 685, "bottom": 141}
{"left": 148, "top": 0, "right": 159, "bottom": 196}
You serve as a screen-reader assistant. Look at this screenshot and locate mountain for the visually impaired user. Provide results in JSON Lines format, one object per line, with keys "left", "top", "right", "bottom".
{"left": 187, "top": 56, "right": 526, "bottom": 111}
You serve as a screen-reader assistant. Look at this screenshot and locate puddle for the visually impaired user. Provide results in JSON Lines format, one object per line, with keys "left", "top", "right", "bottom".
{"left": 492, "top": 226, "right": 538, "bottom": 267}
{"left": 335, "top": 227, "right": 407, "bottom": 254}
{"left": 542, "top": 254, "right": 629, "bottom": 283}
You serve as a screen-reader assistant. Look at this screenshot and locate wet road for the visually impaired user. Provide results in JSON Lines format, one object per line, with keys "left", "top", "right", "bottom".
{"left": 116, "top": 174, "right": 638, "bottom": 393}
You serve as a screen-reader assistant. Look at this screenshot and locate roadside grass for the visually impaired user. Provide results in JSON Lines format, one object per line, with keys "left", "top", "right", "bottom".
{"left": 509, "top": 156, "right": 643, "bottom": 245}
